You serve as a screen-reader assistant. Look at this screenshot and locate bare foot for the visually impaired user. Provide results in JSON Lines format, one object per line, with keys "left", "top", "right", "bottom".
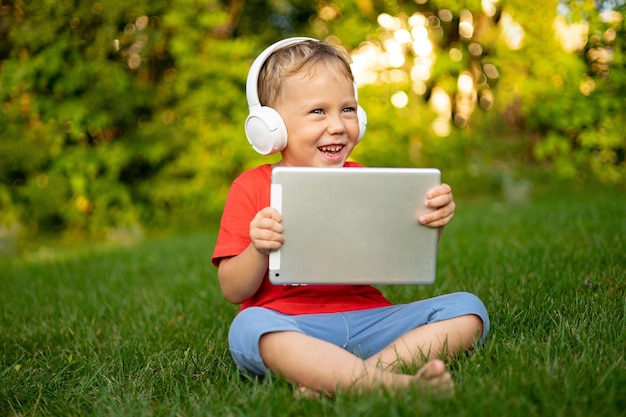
{"left": 294, "top": 359, "right": 454, "bottom": 398}
{"left": 293, "top": 385, "right": 321, "bottom": 399}
{"left": 413, "top": 359, "right": 454, "bottom": 394}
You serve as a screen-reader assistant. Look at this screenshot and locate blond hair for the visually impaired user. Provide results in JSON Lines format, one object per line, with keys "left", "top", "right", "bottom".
{"left": 258, "top": 40, "right": 355, "bottom": 107}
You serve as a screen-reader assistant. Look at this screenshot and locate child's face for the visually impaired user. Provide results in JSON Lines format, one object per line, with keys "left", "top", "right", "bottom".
{"left": 274, "top": 63, "right": 360, "bottom": 167}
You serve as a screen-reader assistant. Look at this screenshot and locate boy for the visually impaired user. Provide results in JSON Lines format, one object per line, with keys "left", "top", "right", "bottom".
{"left": 212, "top": 37, "right": 489, "bottom": 395}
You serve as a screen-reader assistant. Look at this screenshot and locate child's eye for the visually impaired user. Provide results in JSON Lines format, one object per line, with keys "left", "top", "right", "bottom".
{"left": 311, "top": 109, "right": 324, "bottom": 115}
{"left": 343, "top": 107, "right": 356, "bottom": 113}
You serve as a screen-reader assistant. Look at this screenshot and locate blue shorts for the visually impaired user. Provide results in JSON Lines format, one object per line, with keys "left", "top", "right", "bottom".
{"left": 228, "top": 292, "right": 489, "bottom": 376}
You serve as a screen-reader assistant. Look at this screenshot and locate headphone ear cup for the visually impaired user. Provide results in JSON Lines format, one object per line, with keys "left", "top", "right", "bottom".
{"left": 245, "top": 106, "right": 288, "bottom": 155}
{"left": 356, "top": 105, "right": 367, "bottom": 143}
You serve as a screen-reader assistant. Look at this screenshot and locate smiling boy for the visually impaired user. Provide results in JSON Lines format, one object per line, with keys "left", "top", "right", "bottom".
{"left": 212, "top": 38, "right": 489, "bottom": 395}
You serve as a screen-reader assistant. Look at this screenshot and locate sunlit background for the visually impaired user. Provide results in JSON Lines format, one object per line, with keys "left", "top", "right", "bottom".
{"left": 348, "top": 1, "right": 619, "bottom": 137}
{"left": 0, "top": 1, "right": 623, "bottom": 242}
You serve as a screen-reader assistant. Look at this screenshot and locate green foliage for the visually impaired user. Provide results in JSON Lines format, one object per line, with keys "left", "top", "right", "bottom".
{"left": 0, "top": 0, "right": 167, "bottom": 236}
{"left": 0, "top": 0, "right": 624, "bottom": 238}
{"left": 525, "top": 1, "right": 626, "bottom": 184}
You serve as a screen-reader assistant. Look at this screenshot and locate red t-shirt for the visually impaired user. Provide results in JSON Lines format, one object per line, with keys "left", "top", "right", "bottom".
{"left": 212, "top": 163, "right": 393, "bottom": 314}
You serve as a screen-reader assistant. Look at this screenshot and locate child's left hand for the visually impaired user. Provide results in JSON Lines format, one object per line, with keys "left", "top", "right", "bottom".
{"left": 418, "top": 183, "right": 456, "bottom": 228}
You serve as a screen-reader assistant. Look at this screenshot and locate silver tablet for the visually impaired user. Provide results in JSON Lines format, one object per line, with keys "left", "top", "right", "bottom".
{"left": 269, "top": 166, "right": 441, "bottom": 285}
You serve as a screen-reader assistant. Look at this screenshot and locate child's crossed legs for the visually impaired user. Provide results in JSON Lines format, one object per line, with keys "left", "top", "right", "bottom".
{"left": 229, "top": 292, "right": 489, "bottom": 394}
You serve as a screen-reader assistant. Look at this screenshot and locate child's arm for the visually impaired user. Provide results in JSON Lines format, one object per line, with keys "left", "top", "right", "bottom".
{"left": 218, "top": 207, "right": 284, "bottom": 304}
{"left": 418, "top": 183, "right": 456, "bottom": 241}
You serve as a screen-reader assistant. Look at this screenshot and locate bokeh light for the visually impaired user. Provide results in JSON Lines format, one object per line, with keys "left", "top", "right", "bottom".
{"left": 352, "top": 9, "right": 502, "bottom": 135}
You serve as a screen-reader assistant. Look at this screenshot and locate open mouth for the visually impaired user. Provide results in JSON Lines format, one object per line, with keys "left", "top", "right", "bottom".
{"left": 318, "top": 145, "right": 344, "bottom": 156}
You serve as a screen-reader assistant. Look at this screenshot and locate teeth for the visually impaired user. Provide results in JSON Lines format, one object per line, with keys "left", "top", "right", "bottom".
{"left": 319, "top": 145, "right": 342, "bottom": 153}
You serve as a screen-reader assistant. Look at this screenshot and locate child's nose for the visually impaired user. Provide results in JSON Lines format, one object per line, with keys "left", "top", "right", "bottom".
{"left": 327, "top": 113, "right": 347, "bottom": 135}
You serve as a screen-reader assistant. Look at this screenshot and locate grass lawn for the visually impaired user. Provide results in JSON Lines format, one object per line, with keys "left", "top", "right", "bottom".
{"left": 1, "top": 186, "right": 625, "bottom": 416}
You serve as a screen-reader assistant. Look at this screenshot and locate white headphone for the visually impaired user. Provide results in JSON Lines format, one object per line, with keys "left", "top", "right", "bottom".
{"left": 244, "top": 37, "right": 367, "bottom": 155}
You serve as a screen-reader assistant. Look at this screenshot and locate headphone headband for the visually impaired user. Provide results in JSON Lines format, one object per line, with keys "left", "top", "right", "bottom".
{"left": 246, "top": 37, "right": 318, "bottom": 109}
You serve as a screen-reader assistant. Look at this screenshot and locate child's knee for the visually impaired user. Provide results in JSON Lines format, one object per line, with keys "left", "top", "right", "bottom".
{"left": 440, "top": 292, "right": 490, "bottom": 342}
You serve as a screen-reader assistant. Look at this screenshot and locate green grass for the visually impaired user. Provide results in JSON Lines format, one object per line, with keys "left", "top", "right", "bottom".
{"left": 1, "top": 186, "right": 625, "bottom": 416}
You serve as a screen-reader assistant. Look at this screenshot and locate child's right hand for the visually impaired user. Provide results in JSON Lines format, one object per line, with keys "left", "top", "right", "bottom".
{"left": 250, "top": 207, "right": 285, "bottom": 256}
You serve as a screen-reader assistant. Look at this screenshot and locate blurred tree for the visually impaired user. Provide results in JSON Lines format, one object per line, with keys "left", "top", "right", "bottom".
{"left": 0, "top": 0, "right": 623, "bottom": 240}
{"left": 530, "top": 0, "right": 625, "bottom": 183}
{"left": 324, "top": 0, "right": 625, "bottom": 187}
{"left": 0, "top": 0, "right": 167, "bottom": 235}
{"left": 0, "top": 0, "right": 324, "bottom": 237}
